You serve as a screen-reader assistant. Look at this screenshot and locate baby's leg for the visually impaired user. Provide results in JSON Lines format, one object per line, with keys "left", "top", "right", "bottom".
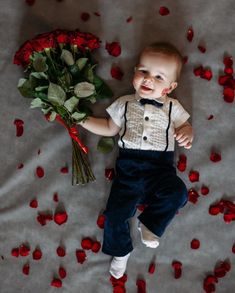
{"left": 109, "top": 253, "right": 131, "bottom": 279}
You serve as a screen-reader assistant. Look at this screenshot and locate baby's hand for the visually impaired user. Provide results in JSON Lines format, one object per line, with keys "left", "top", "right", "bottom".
{"left": 174, "top": 123, "right": 194, "bottom": 149}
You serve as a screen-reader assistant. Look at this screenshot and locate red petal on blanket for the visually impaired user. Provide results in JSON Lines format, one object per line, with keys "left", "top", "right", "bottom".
{"left": 94, "top": 12, "right": 101, "bottom": 17}
{"left": 81, "top": 238, "right": 93, "bottom": 250}
{"left": 201, "top": 186, "right": 209, "bottom": 196}
{"left": 17, "top": 163, "right": 24, "bottom": 169}
{"left": 76, "top": 250, "right": 87, "bottom": 264}
{"left": 106, "top": 42, "right": 121, "bottom": 57}
{"left": 60, "top": 166, "right": 69, "bottom": 174}
{"left": 210, "top": 152, "right": 221, "bottom": 163}
{"left": 105, "top": 168, "right": 115, "bottom": 180}
{"left": 37, "top": 149, "right": 41, "bottom": 155}
{"left": 218, "top": 75, "right": 231, "bottom": 86}
{"left": 223, "top": 56, "right": 233, "bottom": 67}
{"left": 193, "top": 66, "right": 203, "bottom": 77}
{"left": 110, "top": 274, "right": 128, "bottom": 286}
{"left": 136, "top": 279, "right": 146, "bottom": 293}
{"left": 190, "top": 239, "right": 200, "bottom": 249}
{"left": 172, "top": 261, "right": 182, "bottom": 269}
{"left": 14, "top": 119, "right": 24, "bottom": 137}
{"left": 113, "top": 286, "right": 126, "bottom": 293}
{"left": 111, "top": 66, "right": 124, "bottom": 80}
{"left": 25, "top": 0, "right": 35, "bottom": 6}
{"left": 57, "top": 246, "right": 66, "bottom": 257}
{"left": 174, "top": 268, "right": 182, "bottom": 279}
{"left": 53, "top": 192, "right": 59, "bottom": 202}
{"left": 183, "top": 56, "right": 188, "bottom": 64}
{"left": 188, "top": 170, "right": 200, "bottom": 182}
{"left": 224, "top": 67, "right": 233, "bottom": 75}
{"left": 59, "top": 266, "right": 67, "bottom": 279}
{"left": 177, "top": 161, "right": 186, "bottom": 172}
{"left": 148, "top": 262, "right": 156, "bottom": 274}
{"left": 97, "top": 214, "right": 105, "bottom": 229}
{"left": 204, "top": 275, "right": 218, "bottom": 285}
{"left": 159, "top": 6, "right": 170, "bottom": 16}
{"left": 188, "top": 188, "right": 199, "bottom": 204}
{"left": 37, "top": 212, "right": 53, "bottom": 226}
{"left": 36, "top": 166, "right": 44, "bottom": 178}
{"left": 203, "top": 283, "right": 216, "bottom": 293}
{"left": 208, "top": 205, "right": 220, "bottom": 215}
{"left": 91, "top": 241, "right": 101, "bottom": 253}
{"left": 19, "top": 244, "right": 30, "bottom": 256}
{"left": 201, "top": 69, "right": 213, "bottom": 81}
{"left": 32, "top": 248, "right": 42, "bottom": 260}
{"left": 187, "top": 27, "right": 194, "bottom": 42}
{"left": 51, "top": 278, "right": 62, "bottom": 288}
{"left": 81, "top": 12, "right": 90, "bottom": 22}
{"left": 232, "top": 243, "right": 235, "bottom": 253}
{"left": 214, "top": 263, "right": 227, "bottom": 278}
{"left": 223, "top": 212, "right": 235, "bottom": 223}
{"left": 54, "top": 211, "right": 68, "bottom": 225}
{"left": 11, "top": 248, "right": 19, "bottom": 257}
{"left": 126, "top": 16, "right": 133, "bottom": 23}
{"left": 29, "top": 199, "right": 38, "bottom": 208}
{"left": 22, "top": 263, "right": 30, "bottom": 275}
{"left": 198, "top": 45, "right": 206, "bottom": 53}
{"left": 207, "top": 114, "right": 214, "bottom": 120}
{"left": 223, "top": 87, "right": 234, "bottom": 103}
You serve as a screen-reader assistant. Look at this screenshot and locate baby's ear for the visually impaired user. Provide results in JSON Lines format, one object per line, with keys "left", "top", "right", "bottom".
{"left": 169, "top": 82, "right": 178, "bottom": 93}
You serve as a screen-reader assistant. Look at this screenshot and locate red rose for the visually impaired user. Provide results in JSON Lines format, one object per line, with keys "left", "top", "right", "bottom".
{"left": 69, "top": 31, "right": 86, "bottom": 48}
{"left": 32, "top": 32, "right": 55, "bottom": 51}
{"left": 13, "top": 41, "right": 33, "bottom": 67}
{"left": 53, "top": 29, "right": 69, "bottom": 44}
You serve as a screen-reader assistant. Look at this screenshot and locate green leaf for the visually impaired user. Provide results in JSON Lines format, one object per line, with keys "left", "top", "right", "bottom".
{"left": 47, "top": 82, "right": 66, "bottom": 106}
{"left": 48, "top": 111, "right": 57, "bottom": 121}
{"left": 33, "top": 56, "right": 48, "bottom": 72}
{"left": 84, "top": 64, "right": 96, "bottom": 83}
{"left": 97, "top": 137, "right": 115, "bottom": 153}
{"left": 41, "top": 106, "right": 53, "bottom": 114}
{"left": 76, "top": 58, "right": 88, "bottom": 70}
{"left": 30, "top": 72, "right": 48, "bottom": 80}
{"left": 93, "top": 75, "right": 104, "bottom": 89}
{"left": 93, "top": 75, "right": 113, "bottom": 99}
{"left": 33, "top": 92, "right": 49, "bottom": 102}
{"left": 71, "top": 111, "right": 87, "bottom": 122}
{"left": 55, "top": 105, "right": 68, "bottom": 118}
{"left": 35, "top": 85, "right": 48, "bottom": 92}
{"left": 64, "top": 96, "right": 79, "bottom": 113}
{"left": 30, "top": 98, "right": 45, "bottom": 108}
{"left": 17, "top": 78, "right": 33, "bottom": 98}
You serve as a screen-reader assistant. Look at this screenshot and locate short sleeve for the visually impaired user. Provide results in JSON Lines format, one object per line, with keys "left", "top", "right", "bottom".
{"left": 171, "top": 99, "right": 190, "bottom": 128}
{"left": 106, "top": 97, "right": 126, "bottom": 128}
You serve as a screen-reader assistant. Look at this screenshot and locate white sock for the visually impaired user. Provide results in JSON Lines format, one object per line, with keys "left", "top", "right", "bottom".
{"left": 109, "top": 253, "right": 130, "bottom": 279}
{"left": 138, "top": 222, "right": 160, "bottom": 248}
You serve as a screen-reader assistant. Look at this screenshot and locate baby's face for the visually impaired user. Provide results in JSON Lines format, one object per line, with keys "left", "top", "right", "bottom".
{"left": 133, "top": 51, "right": 178, "bottom": 100}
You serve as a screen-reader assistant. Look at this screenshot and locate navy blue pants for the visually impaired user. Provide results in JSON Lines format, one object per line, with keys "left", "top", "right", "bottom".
{"left": 102, "top": 148, "right": 188, "bottom": 257}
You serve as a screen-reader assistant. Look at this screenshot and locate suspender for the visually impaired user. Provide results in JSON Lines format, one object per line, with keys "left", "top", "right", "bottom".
{"left": 164, "top": 101, "right": 172, "bottom": 152}
{"left": 120, "top": 101, "right": 128, "bottom": 148}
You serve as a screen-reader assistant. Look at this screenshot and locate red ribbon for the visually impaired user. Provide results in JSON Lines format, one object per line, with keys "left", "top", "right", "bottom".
{"left": 45, "top": 114, "right": 88, "bottom": 154}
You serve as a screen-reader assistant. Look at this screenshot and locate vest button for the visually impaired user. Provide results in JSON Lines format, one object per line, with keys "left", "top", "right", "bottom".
{"left": 143, "top": 136, "right": 147, "bottom": 141}
{"left": 145, "top": 116, "right": 149, "bottom": 121}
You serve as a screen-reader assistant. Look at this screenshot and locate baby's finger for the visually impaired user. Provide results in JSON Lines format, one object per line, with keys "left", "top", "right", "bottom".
{"left": 184, "top": 142, "right": 192, "bottom": 149}
{"left": 178, "top": 138, "right": 189, "bottom": 146}
{"left": 175, "top": 133, "right": 184, "bottom": 141}
{"left": 177, "top": 135, "right": 188, "bottom": 144}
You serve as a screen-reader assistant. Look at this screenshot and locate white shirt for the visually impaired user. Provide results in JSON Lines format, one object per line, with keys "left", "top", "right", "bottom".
{"left": 106, "top": 93, "right": 190, "bottom": 151}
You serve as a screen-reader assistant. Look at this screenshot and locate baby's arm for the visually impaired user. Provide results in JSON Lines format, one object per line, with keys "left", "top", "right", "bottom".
{"left": 79, "top": 116, "right": 121, "bottom": 137}
{"left": 174, "top": 121, "right": 194, "bottom": 149}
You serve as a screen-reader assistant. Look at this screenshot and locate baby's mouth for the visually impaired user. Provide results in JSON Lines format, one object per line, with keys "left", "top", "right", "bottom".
{"left": 140, "top": 85, "right": 152, "bottom": 91}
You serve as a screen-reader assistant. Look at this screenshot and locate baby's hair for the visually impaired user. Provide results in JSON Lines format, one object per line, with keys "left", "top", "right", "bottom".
{"left": 141, "top": 42, "right": 184, "bottom": 80}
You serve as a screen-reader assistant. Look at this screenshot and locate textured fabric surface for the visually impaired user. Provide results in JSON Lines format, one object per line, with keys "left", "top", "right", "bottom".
{"left": 0, "top": 0, "right": 235, "bottom": 292}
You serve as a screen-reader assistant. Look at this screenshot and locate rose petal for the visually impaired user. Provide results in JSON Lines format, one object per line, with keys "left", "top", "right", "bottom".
{"left": 183, "top": 56, "right": 188, "bottom": 64}
{"left": 159, "top": 6, "right": 170, "bottom": 16}
{"left": 207, "top": 115, "right": 214, "bottom": 120}
{"left": 223, "top": 212, "right": 235, "bottom": 223}
{"left": 22, "top": 263, "right": 30, "bottom": 275}
{"left": 126, "top": 16, "right": 133, "bottom": 23}
{"left": 223, "top": 87, "right": 234, "bottom": 103}
{"left": 174, "top": 268, "right": 182, "bottom": 279}
{"left": 94, "top": 12, "right": 101, "bottom": 17}
{"left": 111, "top": 66, "right": 124, "bottom": 80}
{"left": 97, "top": 214, "right": 105, "bottom": 229}
{"left": 81, "top": 12, "right": 90, "bottom": 22}
{"left": 32, "top": 248, "right": 42, "bottom": 260}
{"left": 202, "top": 69, "right": 213, "bottom": 81}
{"left": 36, "top": 166, "right": 44, "bottom": 178}
{"left": 204, "top": 275, "right": 218, "bottom": 285}
{"left": 201, "top": 186, "right": 209, "bottom": 196}
{"left": 53, "top": 192, "right": 59, "bottom": 202}
{"left": 51, "top": 278, "right": 62, "bottom": 288}
{"left": 198, "top": 45, "right": 206, "bottom": 53}
{"left": 91, "top": 241, "right": 101, "bottom": 253}
{"left": 113, "top": 286, "right": 126, "bottom": 293}
{"left": 11, "top": 248, "right": 19, "bottom": 257}
{"left": 218, "top": 75, "right": 231, "bottom": 86}
{"left": 81, "top": 238, "right": 93, "bottom": 250}
{"left": 54, "top": 211, "right": 68, "bottom": 225}
{"left": 232, "top": 244, "right": 235, "bottom": 254}
{"left": 209, "top": 205, "right": 221, "bottom": 216}
{"left": 60, "top": 166, "right": 69, "bottom": 174}
{"left": 210, "top": 152, "right": 221, "bottom": 163}
{"left": 189, "top": 170, "right": 200, "bottom": 182}
{"left": 59, "top": 266, "right": 67, "bottom": 279}
{"left": 57, "top": 246, "right": 66, "bottom": 257}
{"left": 19, "top": 244, "right": 30, "bottom": 257}
{"left": 76, "top": 250, "right": 87, "bottom": 264}
{"left": 148, "top": 262, "right": 156, "bottom": 274}
{"left": 223, "top": 56, "right": 233, "bottom": 67}
{"left": 17, "top": 163, "right": 24, "bottom": 169}
{"left": 110, "top": 274, "right": 128, "bottom": 286}
{"left": 14, "top": 119, "right": 24, "bottom": 137}
{"left": 177, "top": 154, "right": 187, "bottom": 172}
{"left": 136, "top": 204, "right": 148, "bottom": 212}
{"left": 37, "top": 149, "right": 41, "bottom": 155}
{"left": 29, "top": 199, "right": 38, "bottom": 208}
{"left": 105, "top": 42, "right": 121, "bottom": 57}
{"left": 224, "top": 67, "right": 233, "bottom": 75}
{"left": 193, "top": 66, "right": 203, "bottom": 77}
{"left": 187, "top": 27, "right": 194, "bottom": 42}
{"left": 188, "top": 188, "right": 199, "bottom": 204}
{"left": 105, "top": 168, "right": 115, "bottom": 180}
{"left": 191, "top": 239, "right": 200, "bottom": 249}
{"left": 172, "top": 261, "right": 182, "bottom": 269}
{"left": 136, "top": 279, "right": 146, "bottom": 293}
{"left": 37, "top": 212, "right": 53, "bottom": 226}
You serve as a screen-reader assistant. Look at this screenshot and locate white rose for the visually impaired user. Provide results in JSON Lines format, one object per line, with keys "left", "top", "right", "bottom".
{"left": 60, "top": 49, "right": 75, "bottom": 66}
{"left": 74, "top": 82, "right": 95, "bottom": 98}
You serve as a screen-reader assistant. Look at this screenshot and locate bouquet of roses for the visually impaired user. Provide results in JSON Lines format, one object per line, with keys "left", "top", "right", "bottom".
{"left": 13, "top": 29, "right": 113, "bottom": 185}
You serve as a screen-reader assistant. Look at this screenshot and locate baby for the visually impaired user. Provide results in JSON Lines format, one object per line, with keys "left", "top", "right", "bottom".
{"left": 80, "top": 42, "right": 193, "bottom": 279}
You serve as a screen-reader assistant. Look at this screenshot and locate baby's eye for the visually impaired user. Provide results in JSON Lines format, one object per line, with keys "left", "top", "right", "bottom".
{"left": 139, "top": 69, "right": 148, "bottom": 74}
{"left": 155, "top": 75, "right": 163, "bottom": 80}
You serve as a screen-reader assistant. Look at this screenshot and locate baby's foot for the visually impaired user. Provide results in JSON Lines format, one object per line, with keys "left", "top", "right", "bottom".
{"left": 109, "top": 253, "right": 130, "bottom": 279}
{"left": 138, "top": 222, "right": 160, "bottom": 248}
